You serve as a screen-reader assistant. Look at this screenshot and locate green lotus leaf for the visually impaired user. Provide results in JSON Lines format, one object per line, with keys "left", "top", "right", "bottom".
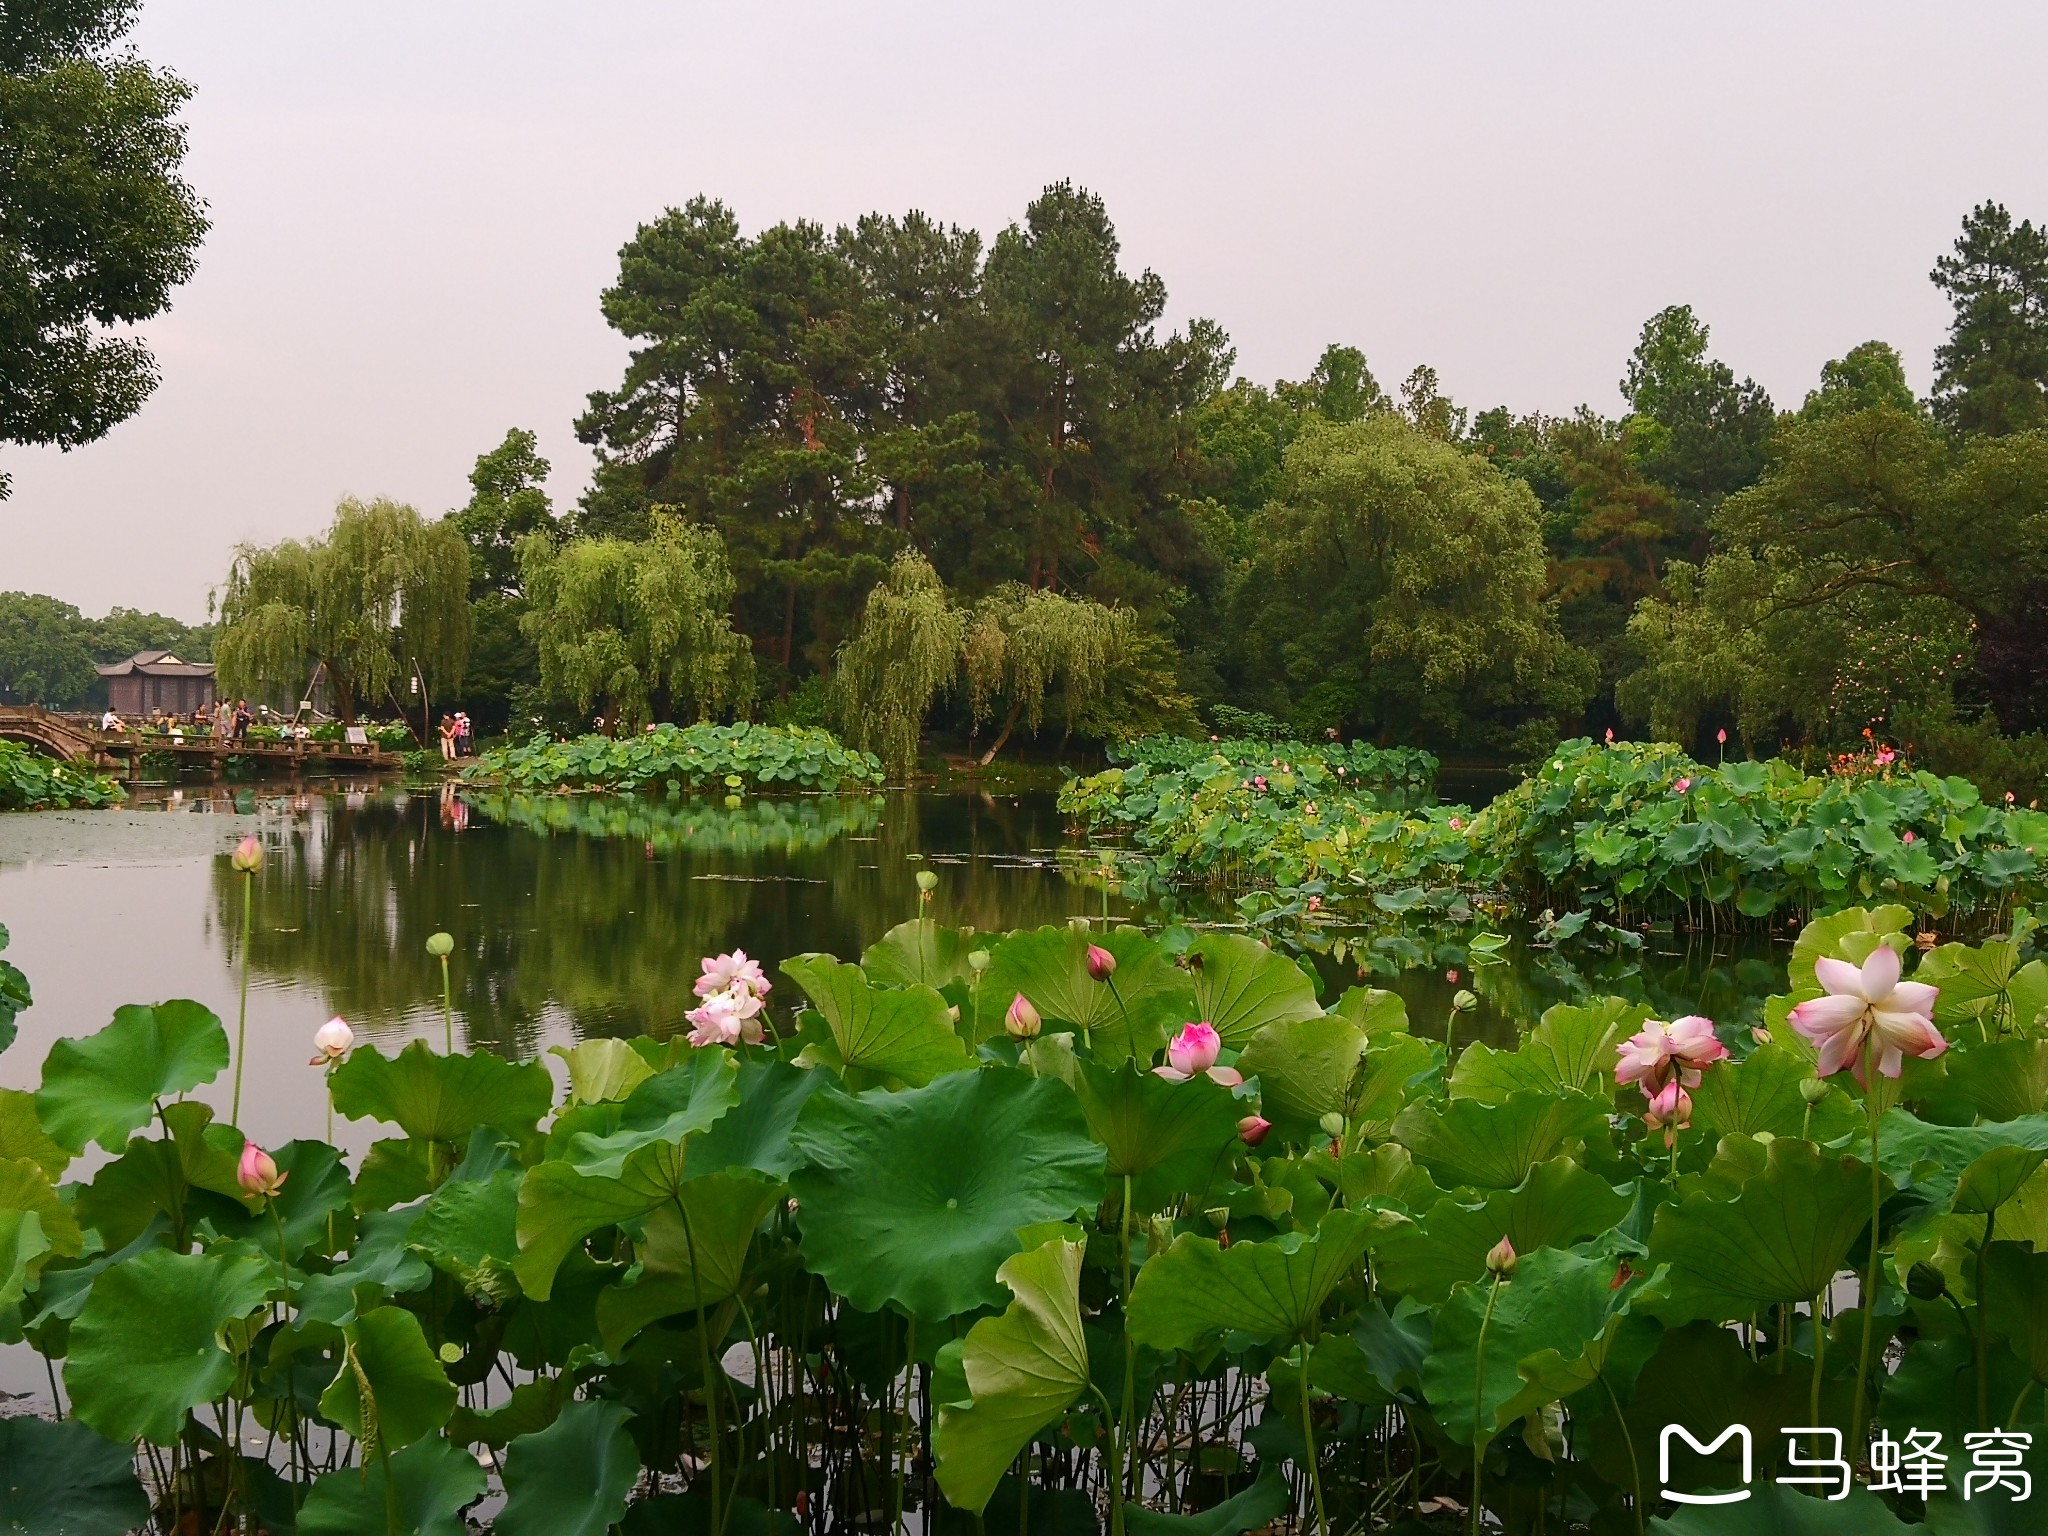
{"left": 790, "top": 1068, "right": 1105, "bottom": 1320}
{"left": 410, "top": 1167, "right": 523, "bottom": 1299}
{"left": 1915, "top": 936, "right": 2029, "bottom": 1031}
{"left": 319, "top": 1305, "right": 459, "bottom": 1453}
{"left": 0, "top": 923, "right": 24, "bottom": 1059}
{"left": 65, "top": 1246, "right": 273, "bottom": 1445}
{"left": 1647, "top": 1481, "right": 1915, "bottom": 1534}
{"left": 1335, "top": 1142, "right": 1441, "bottom": 1209}
{"left": 1329, "top": 986, "right": 1411, "bottom": 1038}
{"left": 295, "top": 1207, "right": 430, "bottom": 1328}
{"left": 330, "top": 1039, "right": 555, "bottom": 1143}
{"left": 931, "top": 1237, "right": 1090, "bottom": 1512}
{"left": 984, "top": 925, "right": 1193, "bottom": 1064}
{"left": 687, "top": 1059, "right": 824, "bottom": 1180}
{"left": 1647, "top": 1137, "right": 1884, "bottom": 1322}
{"left": 0, "top": 1156, "right": 80, "bottom": 1274}
{"left": 1350, "top": 1034, "right": 1441, "bottom": 1141}
{"left": 1073, "top": 1062, "right": 1243, "bottom": 1214}
{"left": 1373, "top": 1158, "right": 1633, "bottom": 1302}
{"left": 1187, "top": 932, "right": 1320, "bottom": 1046}
{"left": 296, "top": 1433, "right": 488, "bottom": 1536}
{"left": 446, "top": 1372, "right": 575, "bottom": 1451}
{"left": 515, "top": 1147, "right": 678, "bottom": 1302}
{"left": 1126, "top": 1208, "right": 1373, "bottom": 1350}
{"left": 1235, "top": 1014, "right": 1366, "bottom": 1140}
{"left": 1422, "top": 1245, "right": 1630, "bottom": 1442}
{"left": 1981, "top": 1240, "right": 2048, "bottom": 1383}
{"left": 863, "top": 918, "right": 979, "bottom": 991}
{"left": 782, "top": 955, "right": 971, "bottom": 1086}
{"left": 1691, "top": 1043, "right": 1858, "bottom": 1141}
{"left": 1392, "top": 1091, "right": 1610, "bottom": 1190}
{"left": 1449, "top": 997, "right": 1647, "bottom": 1104}
{"left": 595, "top": 1171, "right": 782, "bottom": 1354}
{"left": 1790, "top": 905, "right": 1912, "bottom": 981}
{"left": 35, "top": 1000, "right": 229, "bottom": 1153}
{"left": 0, "top": 1087, "right": 68, "bottom": 1180}
{"left": 550, "top": 1039, "right": 655, "bottom": 1105}
{"left": 559, "top": 1050, "right": 740, "bottom": 1177}
{"left": 1877, "top": 1112, "right": 2048, "bottom": 1215}
{"left": 0, "top": 1413, "right": 150, "bottom": 1536}
{"left": 72, "top": 1101, "right": 250, "bottom": 1252}
{"left": 1944, "top": 1039, "right": 2048, "bottom": 1122}
{"left": 0, "top": 1210, "right": 49, "bottom": 1309}
{"left": 1124, "top": 1464, "right": 1291, "bottom": 1536}
{"left": 353, "top": 1137, "right": 438, "bottom": 1213}
{"left": 496, "top": 1399, "right": 640, "bottom": 1536}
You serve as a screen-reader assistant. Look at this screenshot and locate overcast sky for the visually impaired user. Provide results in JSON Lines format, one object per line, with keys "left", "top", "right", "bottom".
{"left": 7, "top": 1, "right": 2046, "bottom": 621}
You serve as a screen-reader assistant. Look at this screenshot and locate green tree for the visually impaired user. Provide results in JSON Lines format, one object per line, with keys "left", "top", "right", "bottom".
{"left": 1800, "top": 340, "right": 1918, "bottom": 422}
{"left": 830, "top": 549, "right": 966, "bottom": 777}
{"left": 1230, "top": 416, "right": 1591, "bottom": 747}
{"left": 1930, "top": 201, "right": 2048, "bottom": 437}
{"left": 961, "top": 583, "right": 1130, "bottom": 764}
{"left": 517, "top": 514, "right": 754, "bottom": 730}
{"left": 215, "top": 497, "right": 472, "bottom": 722}
{"left": 447, "top": 429, "right": 557, "bottom": 732}
{"left": 0, "top": 591, "right": 96, "bottom": 704}
{"left": 0, "top": 0, "right": 207, "bottom": 496}
{"left": 88, "top": 606, "right": 210, "bottom": 662}
{"left": 1619, "top": 304, "right": 1775, "bottom": 526}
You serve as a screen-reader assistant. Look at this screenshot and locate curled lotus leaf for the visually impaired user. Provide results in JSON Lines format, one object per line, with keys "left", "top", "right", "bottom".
{"left": 35, "top": 1000, "right": 229, "bottom": 1154}
{"left": 781, "top": 955, "right": 971, "bottom": 1086}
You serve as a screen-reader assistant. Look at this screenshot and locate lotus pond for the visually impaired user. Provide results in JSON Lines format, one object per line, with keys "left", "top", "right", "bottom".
{"left": 1, "top": 786, "right": 2042, "bottom": 1534}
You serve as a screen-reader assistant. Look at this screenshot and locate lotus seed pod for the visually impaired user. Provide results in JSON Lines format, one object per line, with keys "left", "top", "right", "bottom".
{"left": 916, "top": 870, "right": 939, "bottom": 892}
{"left": 1798, "top": 1078, "right": 1830, "bottom": 1105}
{"left": 967, "top": 949, "right": 991, "bottom": 973}
{"left": 426, "top": 931, "right": 454, "bottom": 957}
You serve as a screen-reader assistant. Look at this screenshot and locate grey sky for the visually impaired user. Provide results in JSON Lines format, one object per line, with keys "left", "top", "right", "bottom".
{"left": 6, "top": 1, "right": 2044, "bottom": 621}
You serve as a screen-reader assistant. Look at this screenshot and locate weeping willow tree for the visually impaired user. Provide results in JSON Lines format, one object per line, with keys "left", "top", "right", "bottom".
{"left": 831, "top": 551, "right": 967, "bottom": 777}
{"left": 215, "top": 496, "right": 472, "bottom": 721}
{"left": 518, "top": 513, "right": 754, "bottom": 730}
{"left": 962, "top": 584, "right": 1128, "bottom": 764}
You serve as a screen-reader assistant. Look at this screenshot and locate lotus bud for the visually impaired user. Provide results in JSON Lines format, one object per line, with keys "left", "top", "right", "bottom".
{"left": 237, "top": 1140, "right": 288, "bottom": 1200}
{"left": 1798, "top": 1078, "right": 1830, "bottom": 1106}
{"left": 1005, "top": 993, "right": 1042, "bottom": 1040}
{"left": 1236, "top": 1114, "right": 1272, "bottom": 1147}
{"left": 1452, "top": 989, "right": 1478, "bottom": 1013}
{"left": 426, "top": 931, "right": 455, "bottom": 957}
{"left": 310, "top": 1015, "right": 354, "bottom": 1066}
{"left": 1318, "top": 1111, "right": 1347, "bottom": 1138}
{"left": 967, "top": 949, "right": 991, "bottom": 974}
{"left": 1751, "top": 1026, "right": 1773, "bottom": 1045}
{"left": 1085, "top": 944, "right": 1117, "bottom": 982}
{"left": 1484, "top": 1235, "right": 1518, "bottom": 1277}
{"left": 1906, "top": 1261, "right": 1948, "bottom": 1301}
{"left": 230, "top": 834, "right": 264, "bottom": 873}
{"left": 916, "top": 869, "right": 939, "bottom": 892}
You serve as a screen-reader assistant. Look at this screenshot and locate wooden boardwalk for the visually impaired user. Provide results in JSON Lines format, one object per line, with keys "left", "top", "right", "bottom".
{"left": 0, "top": 705, "right": 403, "bottom": 774}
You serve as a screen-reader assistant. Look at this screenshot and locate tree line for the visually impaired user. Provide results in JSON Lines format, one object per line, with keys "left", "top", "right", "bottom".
{"left": 0, "top": 593, "right": 212, "bottom": 707}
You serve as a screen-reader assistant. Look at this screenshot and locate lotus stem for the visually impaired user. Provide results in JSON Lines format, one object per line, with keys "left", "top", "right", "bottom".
{"left": 1297, "top": 1341, "right": 1326, "bottom": 1536}
{"left": 438, "top": 953, "right": 454, "bottom": 1052}
{"left": 1979, "top": 1209, "right": 1995, "bottom": 1432}
{"left": 678, "top": 1198, "right": 724, "bottom": 1536}
{"left": 231, "top": 869, "right": 253, "bottom": 1125}
{"left": 1809, "top": 1289, "right": 1827, "bottom": 1426}
{"left": 1470, "top": 1274, "right": 1504, "bottom": 1536}
{"left": 1851, "top": 1041, "right": 1882, "bottom": 1450}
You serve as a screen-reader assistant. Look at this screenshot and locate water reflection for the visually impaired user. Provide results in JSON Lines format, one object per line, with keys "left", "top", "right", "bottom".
{"left": 206, "top": 788, "right": 1129, "bottom": 1057}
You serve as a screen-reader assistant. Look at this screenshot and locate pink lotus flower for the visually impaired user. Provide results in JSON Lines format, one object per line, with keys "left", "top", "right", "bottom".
{"left": 1005, "top": 993, "right": 1042, "bottom": 1041}
{"left": 1155, "top": 1022, "right": 1243, "bottom": 1086}
{"left": 1237, "top": 1114, "right": 1272, "bottom": 1147}
{"left": 1615, "top": 1015, "right": 1726, "bottom": 1096}
{"left": 1448, "top": 816, "right": 1463, "bottom": 831}
{"left": 687, "top": 984, "right": 766, "bottom": 1049}
{"left": 238, "top": 1141, "right": 288, "bottom": 1199}
{"left": 1643, "top": 1079, "right": 1693, "bottom": 1146}
{"left": 1717, "top": 728, "right": 1727, "bottom": 744}
{"left": 309, "top": 1015, "right": 354, "bottom": 1066}
{"left": 1788, "top": 945, "right": 1946, "bottom": 1084}
{"left": 1085, "top": 944, "right": 1117, "bottom": 982}
{"left": 1672, "top": 777, "right": 1692, "bottom": 794}
{"left": 696, "top": 950, "right": 771, "bottom": 1002}
{"left": 1902, "top": 829, "right": 1916, "bottom": 844}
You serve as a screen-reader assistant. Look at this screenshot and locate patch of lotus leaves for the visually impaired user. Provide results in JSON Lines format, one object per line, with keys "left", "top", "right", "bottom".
{"left": 35, "top": 999, "right": 228, "bottom": 1153}
{"left": 1448, "top": 997, "right": 1648, "bottom": 1103}
{"left": 594, "top": 1170, "right": 782, "bottom": 1354}
{"left": 1184, "top": 932, "right": 1321, "bottom": 1046}
{"left": 984, "top": 925, "right": 1194, "bottom": 1063}
{"left": 1393, "top": 1090, "right": 1610, "bottom": 1190}
{"left": 1072, "top": 1061, "right": 1245, "bottom": 1214}
{"left": 0, "top": 1414, "right": 149, "bottom": 1536}
{"left": 296, "top": 1433, "right": 486, "bottom": 1536}
{"left": 862, "top": 917, "right": 981, "bottom": 991}
{"left": 496, "top": 1399, "right": 641, "bottom": 1536}
{"left": 789, "top": 1067, "right": 1105, "bottom": 1320}
{"left": 319, "top": 1304, "right": 458, "bottom": 1453}
{"left": 1372, "top": 1157, "right": 1633, "bottom": 1302}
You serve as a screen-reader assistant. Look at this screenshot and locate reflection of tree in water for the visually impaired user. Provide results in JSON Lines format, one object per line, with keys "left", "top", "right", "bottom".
{"left": 216, "top": 788, "right": 1114, "bottom": 1057}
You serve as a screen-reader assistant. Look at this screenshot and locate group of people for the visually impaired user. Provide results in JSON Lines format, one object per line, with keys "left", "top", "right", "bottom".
{"left": 436, "top": 711, "right": 474, "bottom": 761}
{"left": 100, "top": 699, "right": 254, "bottom": 740}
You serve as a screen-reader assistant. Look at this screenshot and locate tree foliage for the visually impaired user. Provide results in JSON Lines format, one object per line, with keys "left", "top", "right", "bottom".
{"left": 517, "top": 514, "right": 754, "bottom": 730}
{"left": 1931, "top": 201, "right": 2048, "bottom": 437}
{"left": 0, "top": 0, "right": 207, "bottom": 496}
{"left": 831, "top": 551, "right": 965, "bottom": 777}
{"left": 215, "top": 497, "right": 472, "bottom": 721}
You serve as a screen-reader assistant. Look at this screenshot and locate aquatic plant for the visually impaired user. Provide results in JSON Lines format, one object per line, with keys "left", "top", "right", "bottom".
{"left": 2, "top": 907, "right": 2045, "bottom": 1530}
{"left": 0, "top": 741, "right": 123, "bottom": 811}
{"left": 462, "top": 721, "right": 885, "bottom": 795}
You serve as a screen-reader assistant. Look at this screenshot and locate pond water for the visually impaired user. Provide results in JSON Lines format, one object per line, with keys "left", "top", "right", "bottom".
{"left": 0, "top": 782, "right": 1801, "bottom": 1403}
